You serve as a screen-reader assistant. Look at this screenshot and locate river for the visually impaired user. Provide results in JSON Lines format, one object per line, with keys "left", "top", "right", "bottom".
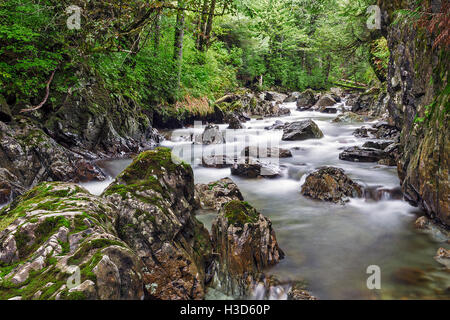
{"left": 81, "top": 100, "right": 450, "bottom": 300}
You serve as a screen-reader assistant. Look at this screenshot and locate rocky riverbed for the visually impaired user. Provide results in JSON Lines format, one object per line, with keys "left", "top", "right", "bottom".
{"left": 0, "top": 88, "right": 448, "bottom": 300}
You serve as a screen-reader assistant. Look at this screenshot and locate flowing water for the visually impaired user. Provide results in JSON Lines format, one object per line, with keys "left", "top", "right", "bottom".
{"left": 82, "top": 100, "right": 450, "bottom": 300}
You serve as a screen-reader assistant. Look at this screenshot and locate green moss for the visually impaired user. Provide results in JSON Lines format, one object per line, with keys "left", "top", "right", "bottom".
{"left": 67, "top": 238, "right": 124, "bottom": 266}
{"left": 223, "top": 200, "right": 259, "bottom": 226}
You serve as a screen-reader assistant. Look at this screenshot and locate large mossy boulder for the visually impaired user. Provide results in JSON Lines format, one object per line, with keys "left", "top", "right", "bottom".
{"left": 0, "top": 182, "right": 143, "bottom": 300}
{"left": 102, "top": 147, "right": 214, "bottom": 300}
{"left": 301, "top": 167, "right": 363, "bottom": 204}
{"left": 211, "top": 200, "right": 284, "bottom": 297}
{"left": 282, "top": 120, "right": 324, "bottom": 141}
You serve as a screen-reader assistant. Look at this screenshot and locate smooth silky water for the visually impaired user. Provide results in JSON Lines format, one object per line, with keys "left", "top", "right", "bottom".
{"left": 81, "top": 101, "right": 450, "bottom": 300}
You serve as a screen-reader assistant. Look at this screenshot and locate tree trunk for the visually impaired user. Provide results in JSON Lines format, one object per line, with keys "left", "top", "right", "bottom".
{"left": 203, "top": 0, "right": 216, "bottom": 51}
{"left": 196, "top": 0, "right": 210, "bottom": 51}
{"left": 174, "top": 0, "right": 185, "bottom": 91}
{"left": 153, "top": 10, "right": 162, "bottom": 55}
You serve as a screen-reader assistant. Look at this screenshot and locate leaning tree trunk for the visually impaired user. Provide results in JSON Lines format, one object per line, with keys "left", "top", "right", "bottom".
{"left": 173, "top": 0, "right": 185, "bottom": 92}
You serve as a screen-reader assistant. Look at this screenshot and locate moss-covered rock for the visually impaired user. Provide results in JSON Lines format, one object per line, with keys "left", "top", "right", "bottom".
{"left": 102, "top": 147, "right": 214, "bottom": 300}
{"left": 378, "top": 0, "right": 449, "bottom": 225}
{"left": 0, "top": 182, "right": 143, "bottom": 300}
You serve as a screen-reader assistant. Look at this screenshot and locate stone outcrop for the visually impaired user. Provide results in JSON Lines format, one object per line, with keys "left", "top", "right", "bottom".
{"left": 301, "top": 167, "right": 363, "bottom": 204}
{"left": 102, "top": 148, "right": 214, "bottom": 300}
{"left": 0, "top": 182, "right": 143, "bottom": 300}
{"left": 378, "top": 0, "right": 449, "bottom": 225}
{"left": 210, "top": 200, "right": 285, "bottom": 297}
{"left": 0, "top": 117, "right": 106, "bottom": 205}
{"left": 282, "top": 120, "right": 324, "bottom": 141}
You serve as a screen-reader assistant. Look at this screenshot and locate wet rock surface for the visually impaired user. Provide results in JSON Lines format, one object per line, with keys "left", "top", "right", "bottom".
{"left": 195, "top": 178, "right": 244, "bottom": 212}
{"left": 102, "top": 148, "right": 214, "bottom": 300}
{"left": 339, "top": 147, "right": 388, "bottom": 163}
{"left": 241, "top": 146, "right": 293, "bottom": 159}
{"left": 0, "top": 118, "right": 106, "bottom": 205}
{"left": 332, "top": 112, "right": 365, "bottom": 123}
{"left": 301, "top": 167, "right": 363, "bottom": 204}
{"left": 210, "top": 200, "right": 285, "bottom": 297}
{"left": 231, "top": 159, "right": 281, "bottom": 179}
{"left": 195, "top": 124, "right": 225, "bottom": 145}
{"left": 0, "top": 182, "right": 143, "bottom": 300}
{"left": 296, "top": 89, "right": 318, "bottom": 110}
{"left": 282, "top": 120, "right": 324, "bottom": 141}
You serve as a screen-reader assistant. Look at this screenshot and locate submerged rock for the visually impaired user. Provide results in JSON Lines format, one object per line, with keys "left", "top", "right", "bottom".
{"left": 211, "top": 200, "right": 284, "bottom": 297}
{"left": 282, "top": 120, "right": 324, "bottom": 141}
{"left": 195, "top": 178, "right": 244, "bottom": 212}
{"left": 301, "top": 167, "right": 363, "bottom": 204}
{"left": 0, "top": 182, "right": 143, "bottom": 300}
{"left": 102, "top": 147, "right": 214, "bottom": 300}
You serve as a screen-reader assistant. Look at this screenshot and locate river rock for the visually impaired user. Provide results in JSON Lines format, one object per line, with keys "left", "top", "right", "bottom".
{"left": 301, "top": 167, "right": 363, "bottom": 204}
{"left": 264, "top": 91, "right": 288, "bottom": 103}
{"left": 102, "top": 148, "right": 214, "bottom": 300}
{"left": 211, "top": 200, "right": 284, "bottom": 297}
{"left": 362, "top": 141, "right": 394, "bottom": 150}
{"left": 241, "top": 146, "right": 292, "bottom": 159}
{"left": 195, "top": 124, "right": 225, "bottom": 145}
{"left": 284, "top": 92, "right": 301, "bottom": 103}
{"left": 264, "top": 120, "right": 286, "bottom": 130}
{"left": 339, "top": 146, "right": 388, "bottom": 163}
{"left": 319, "top": 107, "right": 337, "bottom": 114}
{"left": 332, "top": 112, "right": 365, "bottom": 123}
{"left": 202, "top": 155, "right": 236, "bottom": 168}
{"left": 226, "top": 114, "right": 243, "bottom": 130}
{"left": 296, "top": 89, "right": 317, "bottom": 110}
{"left": 231, "top": 159, "right": 281, "bottom": 179}
{"left": 195, "top": 178, "right": 244, "bottom": 212}
{"left": 315, "top": 94, "right": 336, "bottom": 107}
{"left": 282, "top": 120, "right": 324, "bottom": 141}
{"left": 0, "top": 182, "right": 143, "bottom": 300}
